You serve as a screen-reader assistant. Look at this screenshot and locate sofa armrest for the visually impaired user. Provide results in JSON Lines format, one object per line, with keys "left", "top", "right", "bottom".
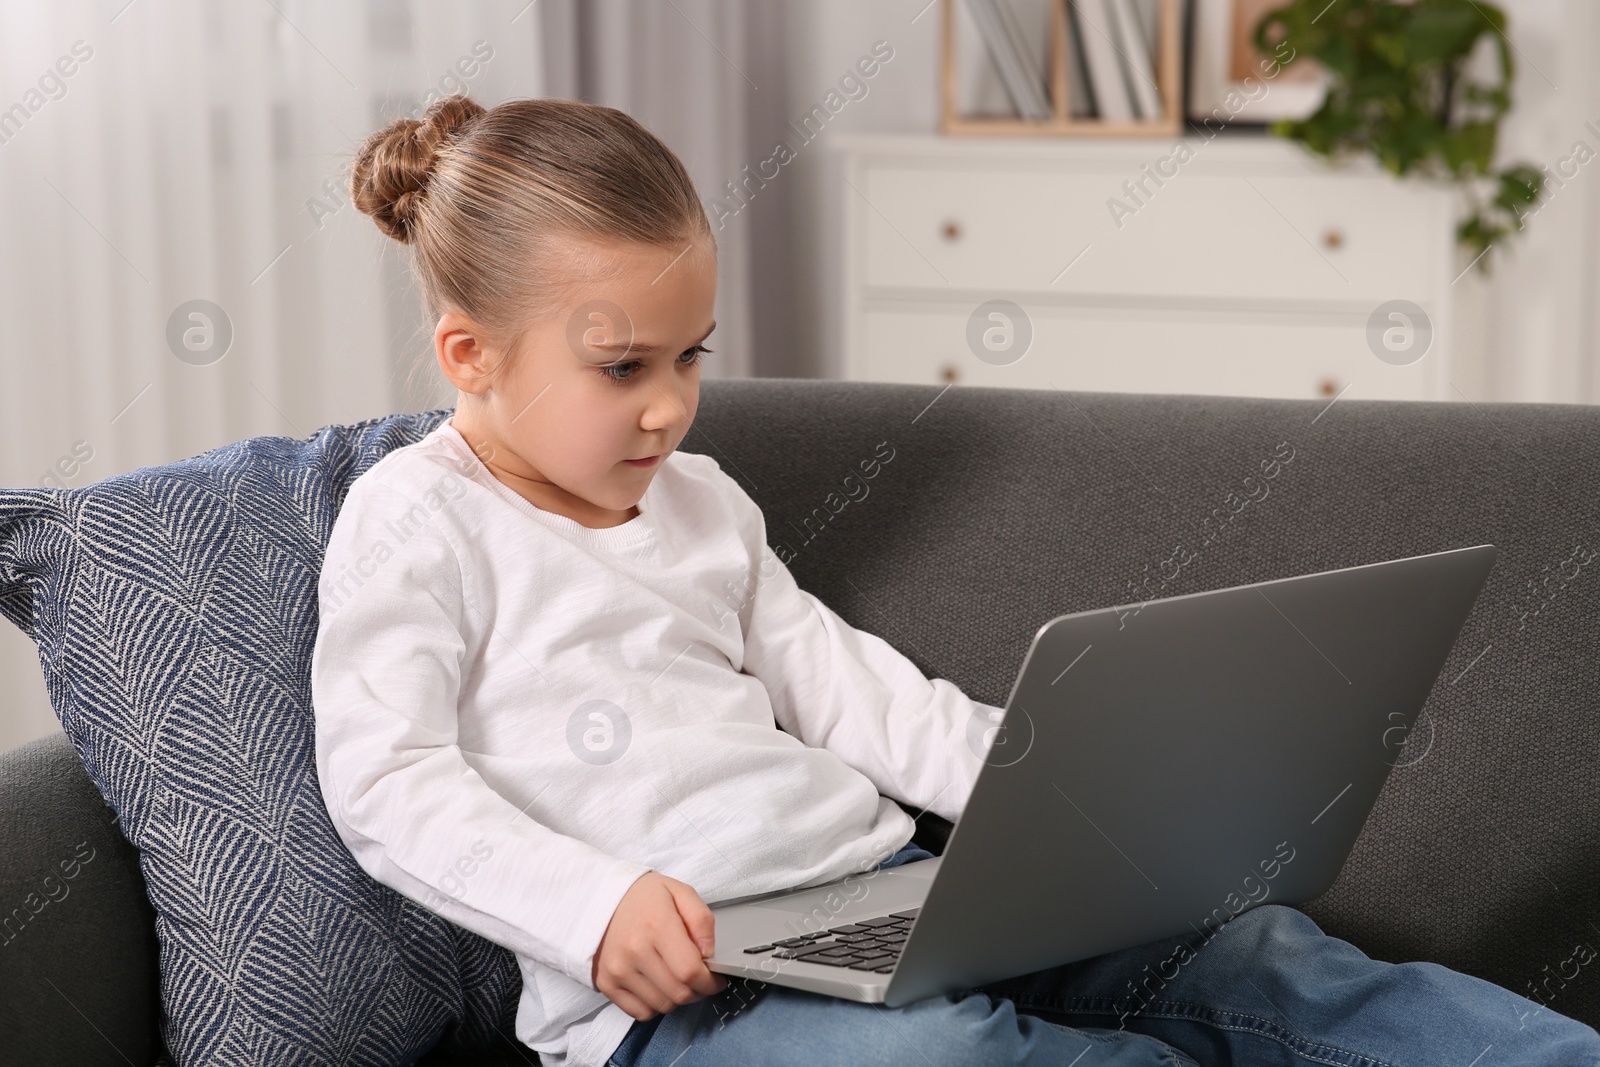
{"left": 0, "top": 731, "right": 162, "bottom": 1066}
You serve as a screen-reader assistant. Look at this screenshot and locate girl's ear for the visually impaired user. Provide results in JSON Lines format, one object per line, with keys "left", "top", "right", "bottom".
{"left": 435, "top": 312, "right": 500, "bottom": 395}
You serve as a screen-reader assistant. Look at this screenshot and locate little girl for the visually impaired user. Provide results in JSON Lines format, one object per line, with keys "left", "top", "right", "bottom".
{"left": 311, "top": 95, "right": 1600, "bottom": 1067}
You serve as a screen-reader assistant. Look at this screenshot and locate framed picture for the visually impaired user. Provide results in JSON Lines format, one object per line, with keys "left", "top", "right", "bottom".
{"left": 1186, "top": 0, "right": 1329, "bottom": 128}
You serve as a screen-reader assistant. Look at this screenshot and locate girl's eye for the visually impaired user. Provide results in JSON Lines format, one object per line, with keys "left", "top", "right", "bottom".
{"left": 600, "top": 344, "right": 713, "bottom": 386}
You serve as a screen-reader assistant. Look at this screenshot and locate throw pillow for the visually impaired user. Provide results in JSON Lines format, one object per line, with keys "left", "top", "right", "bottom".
{"left": 0, "top": 407, "right": 523, "bottom": 1065}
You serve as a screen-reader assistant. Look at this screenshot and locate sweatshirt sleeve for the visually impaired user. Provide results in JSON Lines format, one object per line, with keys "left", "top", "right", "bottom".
{"left": 310, "top": 474, "right": 653, "bottom": 989}
{"left": 722, "top": 470, "right": 1002, "bottom": 827}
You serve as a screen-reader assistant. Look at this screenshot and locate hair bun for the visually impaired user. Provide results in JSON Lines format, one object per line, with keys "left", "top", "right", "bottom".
{"left": 350, "top": 94, "right": 488, "bottom": 244}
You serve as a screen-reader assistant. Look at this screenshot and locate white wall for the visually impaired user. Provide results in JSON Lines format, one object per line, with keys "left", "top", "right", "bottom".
{"left": 779, "top": 2, "right": 949, "bottom": 381}
{"left": 1450, "top": 0, "right": 1600, "bottom": 403}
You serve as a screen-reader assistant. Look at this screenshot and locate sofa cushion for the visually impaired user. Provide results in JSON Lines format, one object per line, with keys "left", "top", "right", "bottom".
{"left": 0, "top": 407, "right": 522, "bottom": 1064}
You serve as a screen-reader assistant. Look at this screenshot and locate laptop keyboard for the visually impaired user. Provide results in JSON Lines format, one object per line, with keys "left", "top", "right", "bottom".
{"left": 740, "top": 908, "right": 920, "bottom": 974}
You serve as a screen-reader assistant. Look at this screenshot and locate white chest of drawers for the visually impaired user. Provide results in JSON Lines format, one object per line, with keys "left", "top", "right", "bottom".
{"left": 834, "top": 133, "right": 1458, "bottom": 402}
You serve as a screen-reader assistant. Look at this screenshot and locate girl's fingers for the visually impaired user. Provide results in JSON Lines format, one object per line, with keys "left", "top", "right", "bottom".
{"left": 607, "top": 987, "right": 653, "bottom": 1022}
{"left": 606, "top": 964, "right": 677, "bottom": 1020}
{"left": 662, "top": 927, "right": 727, "bottom": 999}
{"left": 670, "top": 881, "right": 718, "bottom": 958}
{"left": 629, "top": 938, "right": 725, "bottom": 1017}
{"left": 634, "top": 948, "right": 701, "bottom": 1011}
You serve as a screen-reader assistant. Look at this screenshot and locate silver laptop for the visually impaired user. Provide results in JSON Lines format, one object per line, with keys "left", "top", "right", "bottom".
{"left": 706, "top": 544, "right": 1497, "bottom": 1007}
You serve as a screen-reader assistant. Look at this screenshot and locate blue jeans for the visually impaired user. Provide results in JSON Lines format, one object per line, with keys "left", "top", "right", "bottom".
{"left": 607, "top": 839, "right": 1600, "bottom": 1066}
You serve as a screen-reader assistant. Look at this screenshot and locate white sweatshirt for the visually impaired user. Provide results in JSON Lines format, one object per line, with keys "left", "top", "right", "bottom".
{"left": 309, "top": 418, "right": 1001, "bottom": 1067}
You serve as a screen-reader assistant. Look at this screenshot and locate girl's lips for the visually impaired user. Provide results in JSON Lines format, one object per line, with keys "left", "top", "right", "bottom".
{"left": 624, "top": 454, "right": 660, "bottom": 467}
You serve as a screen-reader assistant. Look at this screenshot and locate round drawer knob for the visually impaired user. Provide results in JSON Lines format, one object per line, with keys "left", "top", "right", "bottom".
{"left": 1316, "top": 376, "right": 1340, "bottom": 397}
{"left": 939, "top": 363, "right": 960, "bottom": 383}
{"left": 1322, "top": 228, "right": 1345, "bottom": 250}
{"left": 941, "top": 219, "right": 962, "bottom": 241}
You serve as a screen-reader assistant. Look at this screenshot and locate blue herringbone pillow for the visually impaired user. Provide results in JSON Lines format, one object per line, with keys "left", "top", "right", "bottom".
{"left": 0, "top": 408, "right": 523, "bottom": 1066}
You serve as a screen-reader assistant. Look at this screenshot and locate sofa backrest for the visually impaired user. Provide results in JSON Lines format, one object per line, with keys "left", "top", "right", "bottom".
{"left": 3, "top": 377, "right": 1594, "bottom": 1038}
{"left": 680, "top": 379, "right": 1600, "bottom": 1027}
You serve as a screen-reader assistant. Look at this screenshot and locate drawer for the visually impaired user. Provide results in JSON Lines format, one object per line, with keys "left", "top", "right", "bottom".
{"left": 857, "top": 164, "right": 1445, "bottom": 306}
{"left": 858, "top": 305, "right": 1442, "bottom": 402}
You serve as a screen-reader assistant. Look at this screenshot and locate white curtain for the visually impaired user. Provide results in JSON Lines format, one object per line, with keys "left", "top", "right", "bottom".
{"left": 0, "top": 0, "right": 545, "bottom": 750}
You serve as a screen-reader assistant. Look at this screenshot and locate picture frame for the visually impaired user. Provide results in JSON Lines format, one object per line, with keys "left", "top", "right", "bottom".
{"left": 1185, "top": 0, "right": 1329, "bottom": 129}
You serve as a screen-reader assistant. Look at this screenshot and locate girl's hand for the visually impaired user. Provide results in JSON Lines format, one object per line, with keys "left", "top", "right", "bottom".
{"left": 592, "top": 871, "right": 728, "bottom": 1020}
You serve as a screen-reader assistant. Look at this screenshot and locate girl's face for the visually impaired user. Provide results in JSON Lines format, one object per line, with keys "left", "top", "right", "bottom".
{"left": 438, "top": 233, "right": 717, "bottom": 529}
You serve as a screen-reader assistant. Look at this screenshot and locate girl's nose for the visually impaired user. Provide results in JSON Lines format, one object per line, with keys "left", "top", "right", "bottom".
{"left": 643, "top": 378, "right": 692, "bottom": 429}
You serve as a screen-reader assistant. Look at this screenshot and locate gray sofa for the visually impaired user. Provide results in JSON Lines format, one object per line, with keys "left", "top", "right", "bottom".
{"left": 3, "top": 379, "right": 1598, "bottom": 1064}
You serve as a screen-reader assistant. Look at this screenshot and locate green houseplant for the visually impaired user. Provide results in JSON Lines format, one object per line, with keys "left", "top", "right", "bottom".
{"left": 1254, "top": 0, "right": 1542, "bottom": 273}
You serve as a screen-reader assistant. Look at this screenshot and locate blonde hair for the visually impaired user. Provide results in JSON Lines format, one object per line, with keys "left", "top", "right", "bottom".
{"left": 349, "top": 94, "right": 714, "bottom": 392}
